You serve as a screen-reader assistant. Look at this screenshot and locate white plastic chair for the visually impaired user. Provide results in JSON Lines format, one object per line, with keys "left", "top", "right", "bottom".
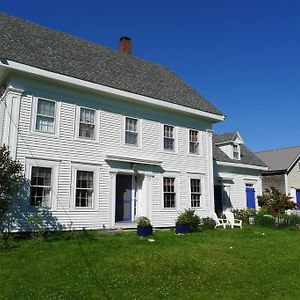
{"left": 212, "top": 212, "right": 229, "bottom": 229}
{"left": 224, "top": 210, "right": 242, "bottom": 228}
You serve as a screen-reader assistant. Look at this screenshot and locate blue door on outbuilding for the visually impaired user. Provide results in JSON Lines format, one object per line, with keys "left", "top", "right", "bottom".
{"left": 296, "top": 190, "right": 300, "bottom": 209}
{"left": 246, "top": 187, "right": 256, "bottom": 209}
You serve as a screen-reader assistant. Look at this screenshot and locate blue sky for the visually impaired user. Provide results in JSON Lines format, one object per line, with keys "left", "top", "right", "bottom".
{"left": 1, "top": 0, "right": 299, "bottom": 151}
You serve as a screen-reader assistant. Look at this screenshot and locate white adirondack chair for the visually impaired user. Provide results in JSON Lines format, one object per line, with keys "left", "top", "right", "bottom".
{"left": 212, "top": 212, "right": 229, "bottom": 229}
{"left": 224, "top": 210, "right": 242, "bottom": 228}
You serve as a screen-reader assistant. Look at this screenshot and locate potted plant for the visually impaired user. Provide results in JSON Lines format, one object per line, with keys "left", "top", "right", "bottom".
{"left": 175, "top": 209, "right": 200, "bottom": 234}
{"left": 137, "top": 217, "right": 153, "bottom": 237}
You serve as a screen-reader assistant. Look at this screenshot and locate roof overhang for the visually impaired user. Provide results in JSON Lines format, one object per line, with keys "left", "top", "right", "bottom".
{"left": 215, "top": 160, "right": 268, "bottom": 171}
{"left": 106, "top": 154, "right": 162, "bottom": 166}
{"left": 0, "top": 59, "right": 225, "bottom": 122}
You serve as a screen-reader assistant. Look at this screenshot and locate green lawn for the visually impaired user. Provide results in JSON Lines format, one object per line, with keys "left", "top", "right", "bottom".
{"left": 1, "top": 227, "right": 300, "bottom": 299}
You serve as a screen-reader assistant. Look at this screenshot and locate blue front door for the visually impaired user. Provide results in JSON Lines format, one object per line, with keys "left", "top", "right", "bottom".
{"left": 246, "top": 187, "right": 256, "bottom": 209}
{"left": 115, "top": 174, "right": 132, "bottom": 222}
{"left": 296, "top": 190, "right": 300, "bottom": 209}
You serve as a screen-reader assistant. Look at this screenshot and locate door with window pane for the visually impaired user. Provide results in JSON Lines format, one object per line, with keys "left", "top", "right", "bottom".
{"left": 115, "top": 174, "right": 132, "bottom": 222}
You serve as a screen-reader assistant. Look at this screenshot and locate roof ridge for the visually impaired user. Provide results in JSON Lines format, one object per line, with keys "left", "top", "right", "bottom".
{"left": 256, "top": 145, "right": 300, "bottom": 153}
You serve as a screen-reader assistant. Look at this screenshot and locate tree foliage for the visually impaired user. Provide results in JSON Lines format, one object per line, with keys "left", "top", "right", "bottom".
{"left": 257, "top": 187, "right": 296, "bottom": 217}
{"left": 0, "top": 145, "right": 23, "bottom": 227}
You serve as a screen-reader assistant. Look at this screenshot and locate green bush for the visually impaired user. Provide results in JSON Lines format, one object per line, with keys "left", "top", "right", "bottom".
{"left": 254, "top": 209, "right": 276, "bottom": 228}
{"left": 137, "top": 217, "right": 151, "bottom": 227}
{"left": 175, "top": 209, "right": 200, "bottom": 232}
{"left": 232, "top": 209, "right": 256, "bottom": 224}
{"left": 200, "top": 217, "right": 216, "bottom": 230}
{"left": 280, "top": 214, "right": 300, "bottom": 229}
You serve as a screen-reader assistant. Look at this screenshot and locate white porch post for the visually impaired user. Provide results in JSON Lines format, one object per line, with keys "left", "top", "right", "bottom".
{"left": 109, "top": 172, "right": 117, "bottom": 229}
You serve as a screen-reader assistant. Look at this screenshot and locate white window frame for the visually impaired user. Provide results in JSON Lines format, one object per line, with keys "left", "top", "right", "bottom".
{"left": 70, "top": 163, "right": 100, "bottom": 211}
{"left": 188, "top": 129, "right": 201, "bottom": 155}
{"left": 25, "top": 158, "right": 59, "bottom": 209}
{"left": 31, "top": 96, "right": 60, "bottom": 137}
{"left": 232, "top": 143, "right": 240, "bottom": 160}
{"left": 188, "top": 174, "right": 204, "bottom": 209}
{"left": 75, "top": 106, "right": 99, "bottom": 142}
{"left": 189, "top": 178, "right": 202, "bottom": 208}
{"left": 161, "top": 173, "right": 179, "bottom": 210}
{"left": 162, "top": 124, "right": 177, "bottom": 152}
{"left": 122, "top": 116, "right": 142, "bottom": 148}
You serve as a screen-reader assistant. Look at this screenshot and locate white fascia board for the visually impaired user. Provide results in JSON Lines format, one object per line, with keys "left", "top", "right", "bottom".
{"left": 106, "top": 154, "right": 162, "bottom": 166}
{"left": 287, "top": 154, "right": 300, "bottom": 173}
{"left": 0, "top": 60, "right": 225, "bottom": 122}
{"left": 216, "top": 160, "right": 268, "bottom": 171}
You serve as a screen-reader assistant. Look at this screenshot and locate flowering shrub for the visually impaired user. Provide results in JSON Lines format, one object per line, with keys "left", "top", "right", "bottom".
{"left": 137, "top": 217, "right": 151, "bottom": 227}
{"left": 231, "top": 209, "right": 256, "bottom": 224}
{"left": 257, "top": 187, "right": 296, "bottom": 218}
{"left": 175, "top": 209, "right": 200, "bottom": 232}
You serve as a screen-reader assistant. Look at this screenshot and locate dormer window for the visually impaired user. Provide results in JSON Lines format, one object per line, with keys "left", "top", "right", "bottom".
{"left": 233, "top": 144, "right": 240, "bottom": 160}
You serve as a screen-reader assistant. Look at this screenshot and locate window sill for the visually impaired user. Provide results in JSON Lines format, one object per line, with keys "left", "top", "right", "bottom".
{"left": 74, "top": 136, "right": 99, "bottom": 144}
{"left": 30, "top": 130, "right": 59, "bottom": 138}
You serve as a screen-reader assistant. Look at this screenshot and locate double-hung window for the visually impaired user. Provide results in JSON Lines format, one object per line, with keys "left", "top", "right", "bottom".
{"left": 164, "top": 125, "right": 175, "bottom": 151}
{"left": 30, "top": 166, "right": 52, "bottom": 207}
{"left": 79, "top": 108, "right": 95, "bottom": 139}
{"left": 163, "top": 177, "right": 176, "bottom": 208}
{"left": 233, "top": 144, "right": 240, "bottom": 159}
{"left": 75, "top": 170, "right": 94, "bottom": 208}
{"left": 189, "top": 130, "right": 199, "bottom": 154}
{"left": 190, "top": 179, "right": 201, "bottom": 208}
{"left": 125, "top": 117, "right": 138, "bottom": 145}
{"left": 35, "top": 99, "right": 55, "bottom": 133}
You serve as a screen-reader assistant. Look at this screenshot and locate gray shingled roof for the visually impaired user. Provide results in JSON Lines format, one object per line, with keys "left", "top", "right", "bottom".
{"left": 0, "top": 13, "right": 223, "bottom": 117}
{"left": 256, "top": 146, "right": 300, "bottom": 172}
{"left": 213, "top": 133, "right": 267, "bottom": 167}
{"left": 214, "top": 132, "right": 238, "bottom": 144}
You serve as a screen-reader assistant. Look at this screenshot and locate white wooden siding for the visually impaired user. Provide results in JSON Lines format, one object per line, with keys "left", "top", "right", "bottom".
{"left": 214, "top": 164, "right": 263, "bottom": 210}
{"left": 5, "top": 76, "right": 215, "bottom": 230}
{"left": 287, "top": 159, "right": 300, "bottom": 200}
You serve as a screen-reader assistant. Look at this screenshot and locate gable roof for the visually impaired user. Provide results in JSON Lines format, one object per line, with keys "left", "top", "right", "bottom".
{"left": 213, "top": 132, "right": 267, "bottom": 167}
{"left": 214, "top": 131, "right": 243, "bottom": 144}
{"left": 0, "top": 13, "right": 223, "bottom": 117}
{"left": 256, "top": 146, "right": 300, "bottom": 172}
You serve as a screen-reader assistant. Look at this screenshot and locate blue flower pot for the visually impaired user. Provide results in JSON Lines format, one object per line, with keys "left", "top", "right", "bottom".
{"left": 176, "top": 223, "right": 190, "bottom": 234}
{"left": 137, "top": 225, "right": 153, "bottom": 237}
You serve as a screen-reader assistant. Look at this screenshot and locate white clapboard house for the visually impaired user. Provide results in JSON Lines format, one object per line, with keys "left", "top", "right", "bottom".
{"left": 0, "top": 13, "right": 226, "bottom": 231}
{"left": 213, "top": 132, "right": 268, "bottom": 216}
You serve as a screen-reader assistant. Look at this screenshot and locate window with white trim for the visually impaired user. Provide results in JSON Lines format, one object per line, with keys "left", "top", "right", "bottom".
{"left": 35, "top": 99, "right": 55, "bottom": 133}
{"left": 30, "top": 166, "right": 52, "bottom": 207}
{"left": 233, "top": 144, "right": 240, "bottom": 160}
{"left": 190, "top": 179, "right": 201, "bottom": 207}
{"left": 75, "top": 170, "right": 94, "bottom": 208}
{"left": 163, "top": 177, "right": 176, "bottom": 208}
{"left": 189, "top": 130, "right": 199, "bottom": 154}
{"left": 79, "top": 107, "right": 95, "bottom": 139}
{"left": 164, "top": 125, "right": 175, "bottom": 151}
{"left": 125, "top": 117, "right": 138, "bottom": 145}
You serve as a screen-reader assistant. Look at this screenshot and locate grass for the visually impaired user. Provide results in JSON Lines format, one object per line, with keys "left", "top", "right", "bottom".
{"left": 1, "top": 227, "right": 300, "bottom": 299}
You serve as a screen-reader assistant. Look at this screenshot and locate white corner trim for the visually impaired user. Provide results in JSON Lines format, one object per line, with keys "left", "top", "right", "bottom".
{"left": 0, "top": 60, "right": 225, "bottom": 122}
{"left": 106, "top": 154, "right": 162, "bottom": 166}
{"left": 216, "top": 160, "right": 268, "bottom": 171}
